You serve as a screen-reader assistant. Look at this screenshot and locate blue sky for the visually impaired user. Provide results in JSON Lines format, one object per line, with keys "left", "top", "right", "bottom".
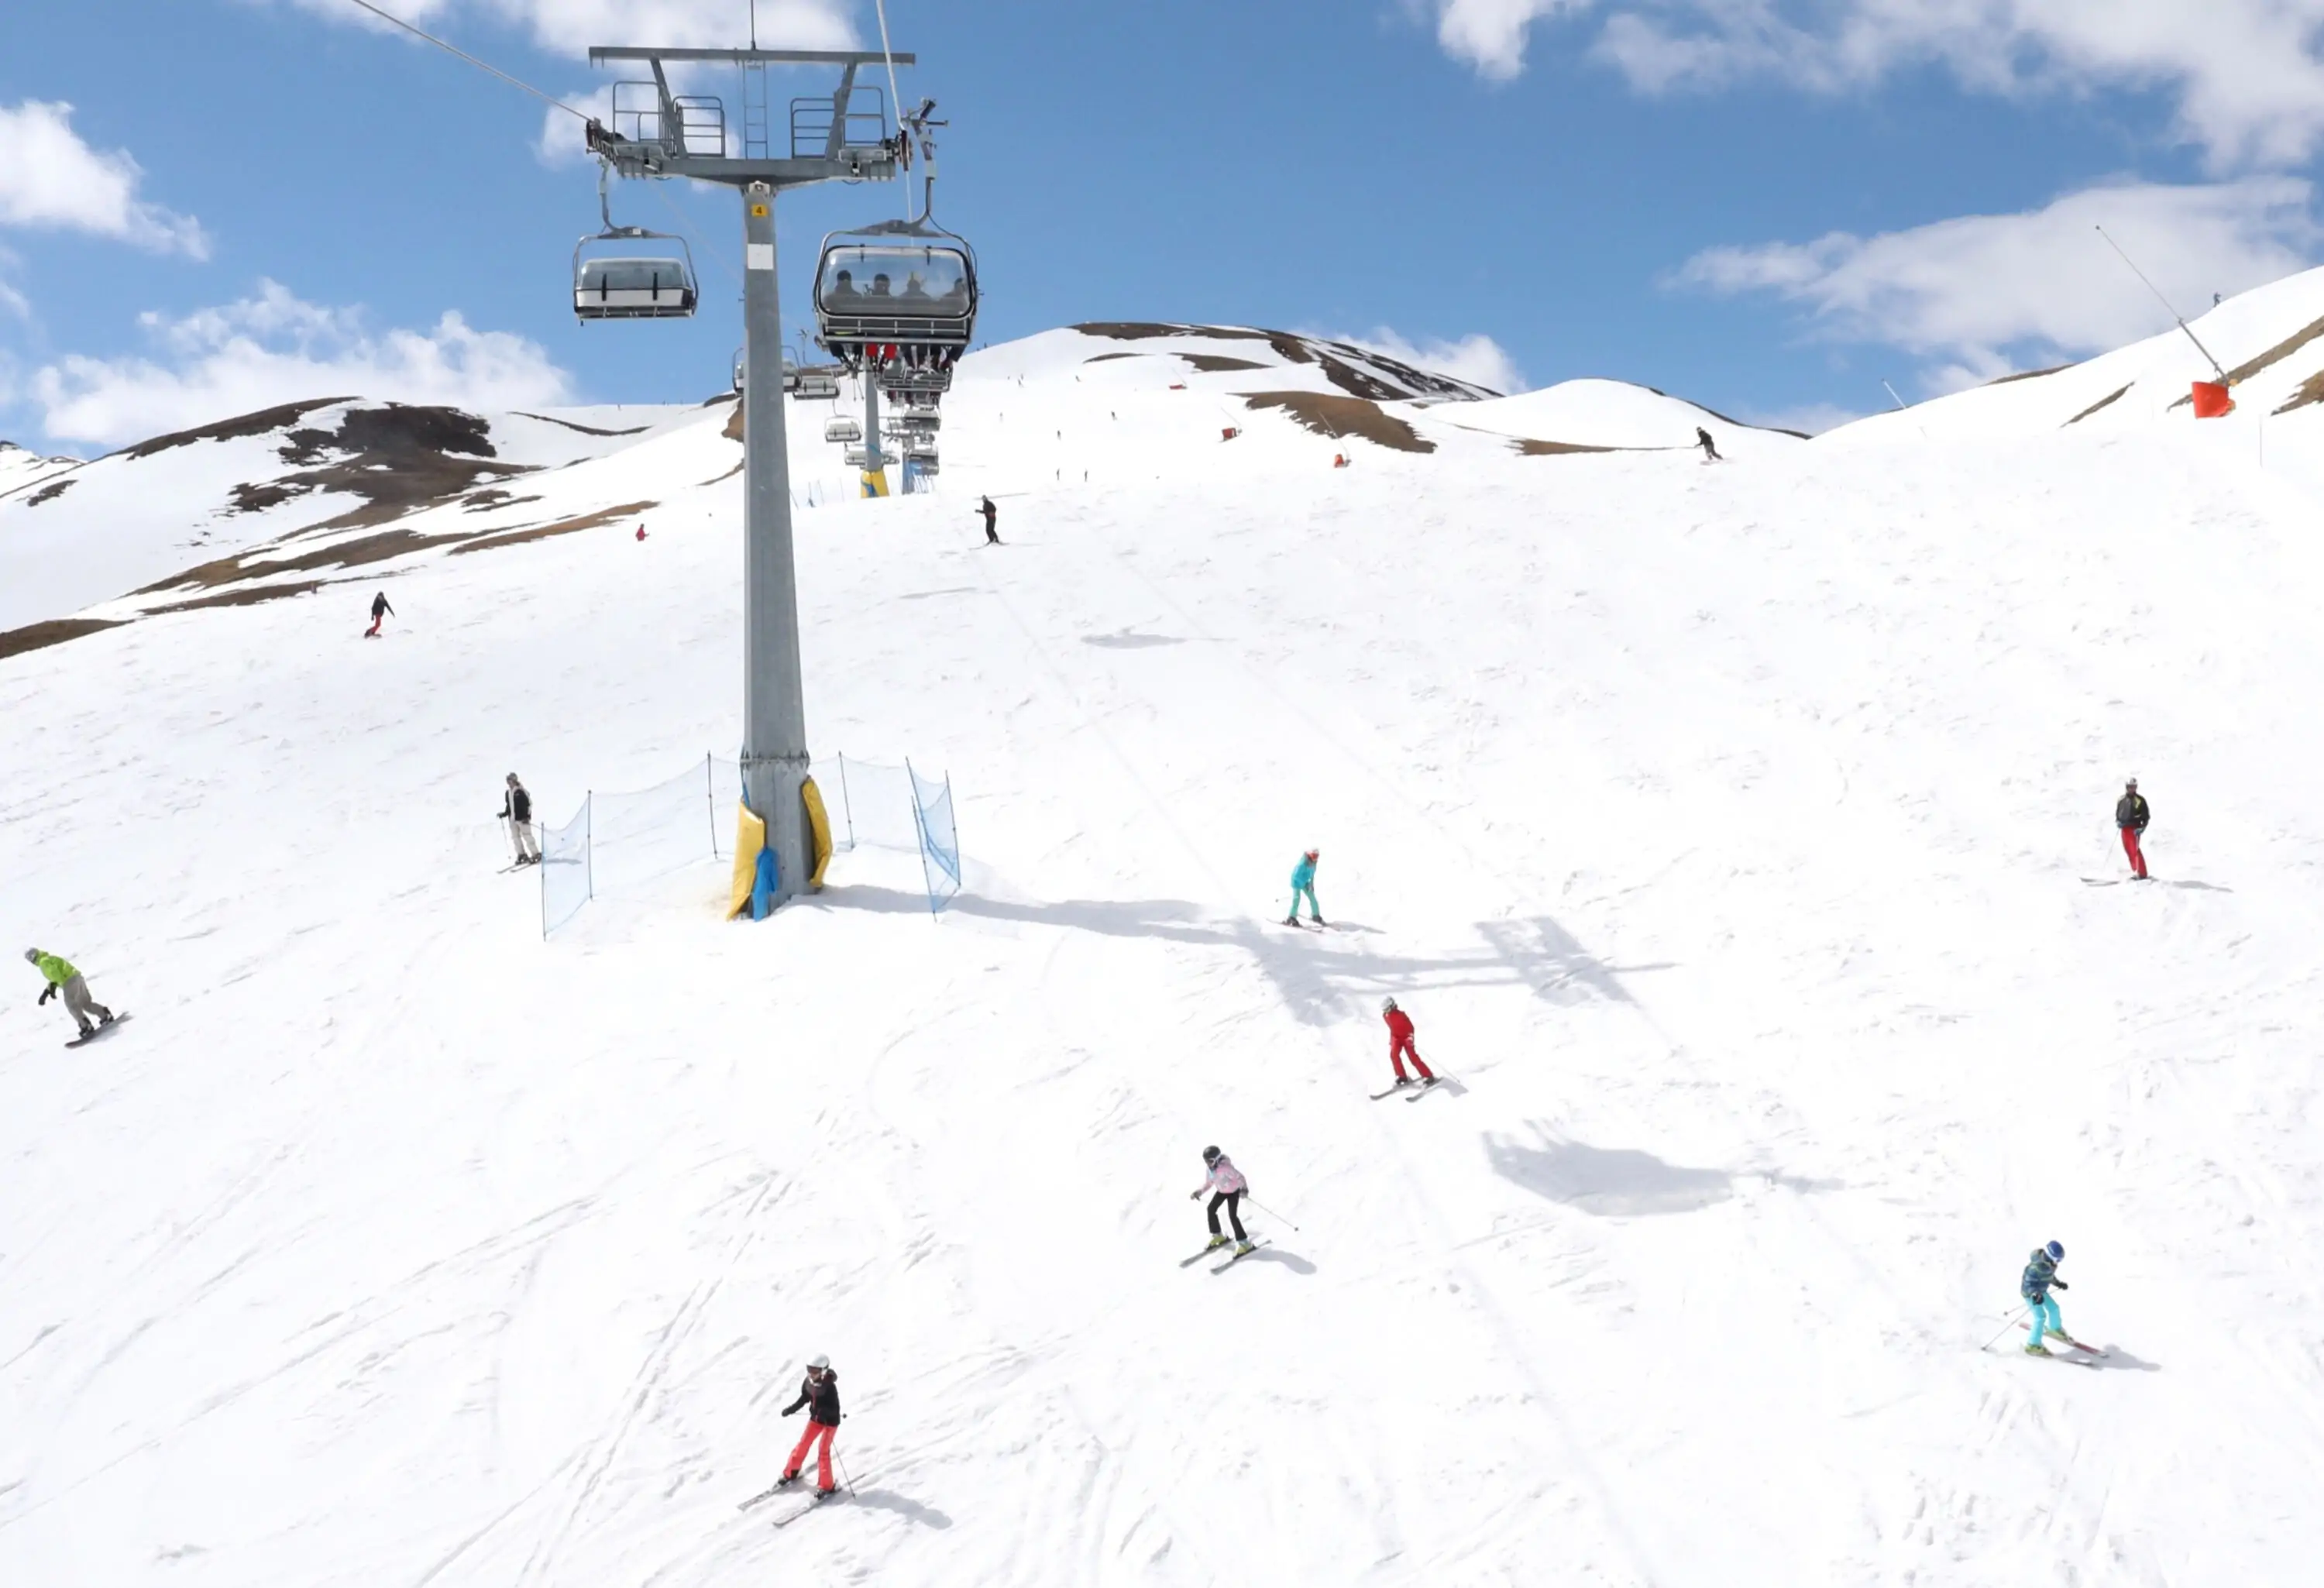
{"left": 5, "top": 0, "right": 2324, "bottom": 450}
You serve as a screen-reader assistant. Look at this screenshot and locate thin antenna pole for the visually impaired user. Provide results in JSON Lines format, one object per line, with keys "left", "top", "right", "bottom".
{"left": 874, "top": 0, "right": 909, "bottom": 218}
{"left": 749, "top": 0, "right": 758, "bottom": 49}
{"left": 2095, "top": 225, "right": 2229, "bottom": 381}
{"left": 1881, "top": 380, "right": 1909, "bottom": 412}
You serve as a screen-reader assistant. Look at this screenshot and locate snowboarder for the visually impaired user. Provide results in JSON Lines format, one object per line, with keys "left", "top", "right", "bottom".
{"left": 1285, "top": 848, "right": 1324, "bottom": 926}
{"left": 500, "top": 773, "right": 540, "bottom": 866}
{"left": 1381, "top": 997, "right": 1435, "bottom": 1086}
{"left": 2116, "top": 778, "right": 2150, "bottom": 880}
{"left": 365, "top": 590, "right": 394, "bottom": 638}
{"left": 1190, "top": 1144, "right": 1253, "bottom": 1255}
{"left": 978, "top": 495, "right": 1000, "bottom": 546}
{"left": 2020, "top": 1239, "right": 2071, "bottom": 1355}
{"left": 1696, "top": 426, "right": 1722, "bottom": 462}
{"left": 777, "top": 1354, "right": 844, "bottom": 1497}
{"left": 26, "top": 947, "right": 115, "bottom": 1040}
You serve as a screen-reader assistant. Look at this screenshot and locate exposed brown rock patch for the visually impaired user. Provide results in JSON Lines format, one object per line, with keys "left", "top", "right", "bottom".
{"left": 1240, "top": 391, "right": 1433, "bottom": 453}
{"left": 2066, "top": 384, "right": 2133, "bottom": 425}
{"left": 0, "top": 617, "right": 125, "bottom": 661}
{"left": 119, "top": 397, "right": 353, "bottom": 459}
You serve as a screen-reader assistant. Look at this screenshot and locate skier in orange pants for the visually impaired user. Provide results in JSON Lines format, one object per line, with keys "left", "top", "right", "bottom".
{"left": 778, "top": 1355, "right": 843, "bottom": 1497}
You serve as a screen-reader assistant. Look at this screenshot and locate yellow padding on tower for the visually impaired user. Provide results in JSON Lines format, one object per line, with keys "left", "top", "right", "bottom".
{"left": 803, "top": 777, "right": 834, "bottom": 891}
{"left": 729, "top": 801, "right": 767, "bottom": 918}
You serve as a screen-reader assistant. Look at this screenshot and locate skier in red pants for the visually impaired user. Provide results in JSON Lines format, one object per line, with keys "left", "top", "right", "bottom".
{"left": 776, "top": 1354, "right": 843, "bottom": 1497}
{"left": 1381, "top": 997, "right": 1435, "bottom": 1088}
{"left": 2116, "top": 779, "right": 2150, "bottom": 880}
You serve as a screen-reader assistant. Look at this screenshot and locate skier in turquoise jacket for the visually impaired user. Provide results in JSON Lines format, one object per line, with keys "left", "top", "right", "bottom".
{"left": 2021, "top": 1240, "right": 2071, "bottom": 1354}
{"left": 1284, "top": 848, "right": 1323, "bottom": 926}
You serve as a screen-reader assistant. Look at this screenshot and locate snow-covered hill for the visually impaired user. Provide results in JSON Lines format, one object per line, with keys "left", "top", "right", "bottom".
{"left": 8, "top": 285, "right": 2324, "bottom": 1587}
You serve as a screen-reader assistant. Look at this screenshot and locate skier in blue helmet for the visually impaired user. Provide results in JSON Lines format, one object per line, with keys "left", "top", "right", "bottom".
{"left": 2020, "top": 1240, "right": 2071, "bottom": 1355}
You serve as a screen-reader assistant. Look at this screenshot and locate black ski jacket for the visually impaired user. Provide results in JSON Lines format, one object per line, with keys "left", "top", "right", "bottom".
{"left": 784, "top": 1370, "right": 841, "bottom": 1426}
{"left": 371, "top": 593, "right": 393, "bottom": 619}
{"left": 500, "top": 786, "right": 532, "bottom": 823}
{"left": 2116, "top": 793, "right": 2150, "bottom": 831}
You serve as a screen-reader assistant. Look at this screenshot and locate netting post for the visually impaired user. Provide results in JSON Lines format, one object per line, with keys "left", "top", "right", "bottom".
{"left": 706, "top": 753, "right": 717, "bottom": 858}
{"left": 584, "top": 792, "right": 594, "bottom": 902}
{"left": 909, "top": 758, "right": 937, "bottom": 916}
{"left": 838, "top": 753, "right": 856, "bottom": 848}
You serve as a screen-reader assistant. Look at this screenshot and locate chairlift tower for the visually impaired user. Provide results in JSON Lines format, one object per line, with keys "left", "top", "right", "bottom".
{"left": 584, "top": 46, "right": 911, "bottom": 908}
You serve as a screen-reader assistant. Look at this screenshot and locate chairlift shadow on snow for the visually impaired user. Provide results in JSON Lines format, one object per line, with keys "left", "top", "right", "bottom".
{"left": 810, "top": 888, "right": 1653, "bottom": 1030}
{"left": 1486, "top": 1124, "right": 1737, "bottom": 1216}
{"left": 848, "top": 1488, "right": 954, "bottom": 1528}
{"left": 1081, "top": 628, "right": 1185, "bottom": 649}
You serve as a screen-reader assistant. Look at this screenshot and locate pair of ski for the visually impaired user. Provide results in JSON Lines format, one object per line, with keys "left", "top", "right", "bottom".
{"left": 1370, "top": 1076, "right": 1447, "bottom": 1102}
{"left": 2026, "top": 1335, "right": 2108, "bottom": 1366}
{"left": 1180, "top": 1239, "right": 1270, "bottom": 1273}
{"left": 737, "top": 1476, "right": 845, "bottom": 1527}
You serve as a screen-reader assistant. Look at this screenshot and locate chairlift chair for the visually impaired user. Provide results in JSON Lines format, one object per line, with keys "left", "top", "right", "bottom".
{"left": 573, "top": 167, "right": 697, "bottom": 321}
{"left": 813, "top": 225, "right": 978, "bottom": 390}
{"left": 792, "top": 367, "right": 843, "bottom": 401}
{"left": 824, "top": 415, "right": 864, "bottom": 445}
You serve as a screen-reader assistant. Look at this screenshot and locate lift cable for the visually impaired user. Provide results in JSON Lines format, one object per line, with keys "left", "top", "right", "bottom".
{"left": 338, "top": 0, "right": 593, "bottom": 122}
{"left": 871, "top": 0, "right": 910, "bottom": 218}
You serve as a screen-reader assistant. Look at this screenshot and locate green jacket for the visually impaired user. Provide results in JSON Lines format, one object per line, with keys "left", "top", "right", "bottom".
{"left": 33, "top": 952, "right": 76, "bottom": 987}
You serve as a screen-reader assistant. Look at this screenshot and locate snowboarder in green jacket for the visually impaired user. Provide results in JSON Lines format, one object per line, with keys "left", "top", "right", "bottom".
{"left": 26, "top": 948, "right": 115, "bottom": 1040}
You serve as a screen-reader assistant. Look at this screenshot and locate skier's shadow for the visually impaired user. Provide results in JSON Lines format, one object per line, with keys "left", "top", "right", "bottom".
{"left": 850, "top": 1489, "right": 954, "bottom": 1528}
{"left": 2082, "top": 1347, "right": 2163, "bottom": 1372}
{"left": 1236, "top": 1247, "right": 1318, "bottom": 1276}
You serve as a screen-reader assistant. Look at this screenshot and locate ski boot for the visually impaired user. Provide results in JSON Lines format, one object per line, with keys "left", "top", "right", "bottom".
{"left": 1282, "top": 915, "right": 1298, "bottom": 926}
{"left": 814, "top": 1487, "right": 841, "bottom": 1502}
{"left": 1204, "top": 1234, "right": 1229, "bottom": 1251}
{"left": 1311, "top": 916, "right": 1327, "bottom": 926}
{"left": 1233, "top": 1239, "right": 1257, "bottom": 1256}
{"left": 2023, "top": 1342, "right": 2051, "bottom": 1356}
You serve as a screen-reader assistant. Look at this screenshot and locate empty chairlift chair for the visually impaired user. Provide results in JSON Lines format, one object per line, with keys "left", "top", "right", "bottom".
{"left": 572, "top": 170, "right": 699, "bottom": 323}
{"left": 824, "top": 415, "right": 865, "bottom": 445}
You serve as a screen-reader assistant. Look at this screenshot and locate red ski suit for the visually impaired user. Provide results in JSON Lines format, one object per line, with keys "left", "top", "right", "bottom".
{"left": 1384, "top": 1008, "right": 1434, "bottom": 1081}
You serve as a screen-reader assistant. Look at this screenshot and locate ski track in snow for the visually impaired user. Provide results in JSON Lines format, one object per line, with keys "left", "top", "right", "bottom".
{"left": 8, "top": 315, "right": 2324, "bottom": 1584}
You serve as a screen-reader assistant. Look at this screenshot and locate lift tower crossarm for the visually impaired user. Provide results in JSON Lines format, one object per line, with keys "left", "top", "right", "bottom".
{"left": 586, "top": 47, "right": 916, "bottom": 65}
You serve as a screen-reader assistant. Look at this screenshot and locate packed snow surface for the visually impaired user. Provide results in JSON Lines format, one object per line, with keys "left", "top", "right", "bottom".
{"left": 9, "top": 282, "right": 2324, "bottom": 1586}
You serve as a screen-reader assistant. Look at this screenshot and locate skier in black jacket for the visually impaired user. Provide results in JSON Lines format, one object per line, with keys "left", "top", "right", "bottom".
{"left": 2115, "top": 778, "right": 2150, "bottom": 879}
{"left": 365, "top": 591, "right": 394, "bottom": 638}
{"left": 499, "top": 773, "right": 540, "bottom": 866}
{"left": 1696, "top": 426, "right": 1722, "bottom": 462}
{"left": 778, "top": 1354, "right": 843, "bottom": 1497}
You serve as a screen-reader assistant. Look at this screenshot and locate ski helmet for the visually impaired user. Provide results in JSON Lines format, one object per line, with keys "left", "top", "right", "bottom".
{"left": 22, "top": 948, "right": 38, "bottom": 964}
{"left": 806, "top": 1353, "right": 830, "bottom": 1371}
{"left": 2125, "top": 778, "right": 2137, "bottom": 790}
{"left": 1381, "top": 997, "right": 1397, "bottom": 1013}
{"left": 1305, "top": 848, "right": 1319, "bottom": 860}
{"left": 1202, "top": 1145, "right": 1221, "bottom": 1166}
{"left": 2044, "top": 1240, "right": 2064, "bottom": 1263}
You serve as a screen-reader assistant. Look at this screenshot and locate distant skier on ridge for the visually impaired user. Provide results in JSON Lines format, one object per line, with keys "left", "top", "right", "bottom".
{"left": 1284, "top": 847, "right": 1324, "bottom": 926}
{"left": 1695, "top": 427, "right": 1722, "bottom": 462}
{"left": 1380, "top": 997, "right": 1436, "bottom": 1088}
{"left": 365, "top": 590, "right": 394, "bottom": 638}
{"left": 978, "top": 495, "right": 1000, "bottom": 546}
{"left": 2116, "top": 778, "right": 2150, "bottom": 880}
{"left": 775, "top": 1354, "right": 844, "bottom": 1498}
{"left": 25, "top": 947, "right": 115, "bottom": 1042}
{"left": 1190, "top": 1144, "right": 1253, "bottom": 1256}
{"left": 499, "top": 773, "right": 540, "bottom": 867}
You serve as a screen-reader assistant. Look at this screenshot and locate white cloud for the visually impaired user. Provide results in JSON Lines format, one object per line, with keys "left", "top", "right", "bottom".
{"left": 0, "top": 244, "right": 29, "bottom": 321}
{"left": 0, "top": 101, "right": 208, "bottom": 256}
{"left": 1731, "top": 400, "right": 1865, "bottom": 437}
{"left": 1428, "top": 2, "right": 2324, "bottom": 170}
{"left": 1328, "top": 327, "right": 1528, "bottom": 394}
{"left": 1669, "top": 179, "right": 2322, "bottom": 384}
{"left": 29, "top": 280, "right": 573, "bottom": 447}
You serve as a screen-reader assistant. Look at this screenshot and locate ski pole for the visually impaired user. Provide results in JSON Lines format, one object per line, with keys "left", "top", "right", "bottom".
{"left": 1980, "top": 1308, "right": 2030, "bottom": 1353}
{"left": 836, "top": 1448, "right": 858, "bottom": 1497}
{"left": 1246, "top": 1196, "right": 1300, "bottom": 1232}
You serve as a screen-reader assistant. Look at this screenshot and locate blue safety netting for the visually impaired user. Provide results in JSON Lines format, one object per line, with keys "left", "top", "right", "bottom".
{"left": 909, "top": 760, "right": 961, "bottom": 914}
{"left": 539, "top": 794, "right": 593, "bottom": 937}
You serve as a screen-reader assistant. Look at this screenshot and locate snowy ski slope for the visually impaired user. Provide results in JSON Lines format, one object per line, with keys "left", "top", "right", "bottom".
{"left": 8, "top": 286, "right": 2324, "bottom": 1587}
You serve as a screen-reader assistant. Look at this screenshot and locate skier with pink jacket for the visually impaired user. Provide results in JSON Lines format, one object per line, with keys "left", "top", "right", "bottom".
{"left": 1189, "top": 1145, "right": 1253, "bottom": 1255}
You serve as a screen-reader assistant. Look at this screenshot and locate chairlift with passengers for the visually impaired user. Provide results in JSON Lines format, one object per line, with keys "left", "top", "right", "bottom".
{"left": 811, "top": 99, "right": 976, "bottom": 393}
{"left": 573, "top": 167, "right": 698, "bottom": 321}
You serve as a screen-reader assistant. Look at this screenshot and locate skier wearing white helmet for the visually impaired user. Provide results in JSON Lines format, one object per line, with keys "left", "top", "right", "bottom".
{"left": 776, "top": 1354, "right": 843, "bottom": 1497}
{"left": 1380, "top": 996, "right": 1435, "bottom": 1088}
